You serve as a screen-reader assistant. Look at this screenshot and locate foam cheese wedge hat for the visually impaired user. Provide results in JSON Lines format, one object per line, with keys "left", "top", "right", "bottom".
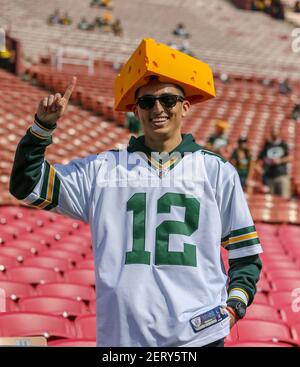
{"left": 114, "top": 38, "right": 215, "bottom": 112}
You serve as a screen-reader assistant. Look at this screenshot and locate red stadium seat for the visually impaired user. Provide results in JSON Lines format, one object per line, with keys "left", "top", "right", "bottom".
{"left": 6, "top": 266, "right": 62, "bottom": 285}
{"left": 280, "top": 306, "right": 300, "bottom": 326}
{"left": 24, "top": 256, "right": 71, "bottom": 273}
{"left": 0, "top": 246, "right": 32, "bottom": 262}
{"left": 268, "top": 269, "right": 300, "bottom": 282}
{"left": 245, "top": 304, "right": 281, "bottom": 322}
{"left": 76, "top": 259, "right": 94, "bottom": 270}
{"left": 262, "top": 260, "right": 299, "bottom": 272}
{"left": 0, "top": 312, "right": 75, "bottom": 339}
{"left": 75, "top": 314, "right": 96, "bottom": 339}
{"left": 4, "top": 239, "right": 47, "bottom": 255}
{"left": 36, "top": 282, "right": 95, "bottom": 301}
{"left": 48, "top": 338, "right": 96, "bottom": 347}
{"left": 268, "top": 291, "right": 296, "bottom": 309}
{"left": 18, "top": 296, "right": 88, "bottom": 317}
{"left": 64, "top": 269, "right": 95, "bottom": 286}
{"left": 39, "top": 249, "right": 82, "bottom": 265}
{"left": 291, "top": 323, "right": 300, "bottom": 342}
{"left": 252, "top": 292, "right": 269, "bottom": 305}
{"left": 0, "top": 254, "right": 19, "bottom": 269}
{"left": 256, "top": 278, "right": 272, "bottom": 292}
{"left": 233, "top": 320, "right": 292, "bottom": 343}
{"left": 272, "top": 278, "right": 300, "bottom": 292}
{"left": 20, "top": 233, "right": 49, "bottom": 246}
{"left": 50, "top": 242, "right": 90, "bottom": 256}
{"left": 0, "top": 280, "right": 35, "bottom": 300}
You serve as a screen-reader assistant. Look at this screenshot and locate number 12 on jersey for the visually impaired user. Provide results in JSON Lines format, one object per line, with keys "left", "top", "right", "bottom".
{"left": 125, "top": 192, "right": 200, "bottom": 267}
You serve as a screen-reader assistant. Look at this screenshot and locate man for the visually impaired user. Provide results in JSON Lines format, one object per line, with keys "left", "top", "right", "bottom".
{"left": 258, "top": 127, "right": 291, "bottom": 198}
{"left": 231, "top": 136, "right": 252, "bottom": 190}
{"left": 206, "top": 120, "right": 230, "bottom": 160}
{"left": 10, "top": 39, "right": 262, "bottom": 347}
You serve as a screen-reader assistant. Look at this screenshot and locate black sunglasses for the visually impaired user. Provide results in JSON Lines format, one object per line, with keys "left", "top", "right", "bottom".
{"left": 136, "top": 94, "right": 185, "bottom": 110}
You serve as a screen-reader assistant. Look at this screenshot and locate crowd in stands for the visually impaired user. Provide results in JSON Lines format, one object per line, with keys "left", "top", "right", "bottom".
{"left": 47, "top": 10, "right": 72, "bottom": 26}
{"left": 205, "top": 119, "right": 292, "bottom": 199}
{"left": 251, "top": 0, "right": 285, "bottom": 20}
{"left": 90, "top": 0, "right": 113, "bottom": 9}
{"left": 167, "top": 23, "right": 194, "bottom": 56}
{"left": 47, "top": 1, "right": 123, "bottom": 37}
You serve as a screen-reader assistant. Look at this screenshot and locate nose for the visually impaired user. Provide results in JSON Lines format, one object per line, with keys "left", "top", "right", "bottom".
{"left": 151, "top": 99, "right": 164, "bottom": 113}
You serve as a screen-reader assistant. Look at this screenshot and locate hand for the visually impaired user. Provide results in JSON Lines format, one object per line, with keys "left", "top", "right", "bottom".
{"left": 36, "top": 76, "right": 77, "bottom": 126}
{"left": 226, "top": 307, "right": 238, "bottom": 329}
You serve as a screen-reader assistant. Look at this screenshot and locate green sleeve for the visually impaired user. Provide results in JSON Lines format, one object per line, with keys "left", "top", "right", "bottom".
{"left": 9, "top": 129, "right": 53, "bottom": 200}
{"left": 227, "top": 254, "right": 262, "bottom": 306}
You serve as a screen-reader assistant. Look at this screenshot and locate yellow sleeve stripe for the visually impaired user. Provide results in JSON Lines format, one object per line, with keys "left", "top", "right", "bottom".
{"left": 222, "top": 232, "right": 258, "bottom": 247}
{"left": 29, "top": 128, "right": 49, "bottom": 140}
{"left": 37, "top": 165, "right": 56, "bottom": 209}
{"left": 228, "top": 288, "right": 249, "bottom": 305}
{"left": 34, "top": 118, "right": 52, "bottom": 132}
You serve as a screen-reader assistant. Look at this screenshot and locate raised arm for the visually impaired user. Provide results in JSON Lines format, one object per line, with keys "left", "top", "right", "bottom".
{"left": 10, "top": 77, "right": 77, "bottom": 200}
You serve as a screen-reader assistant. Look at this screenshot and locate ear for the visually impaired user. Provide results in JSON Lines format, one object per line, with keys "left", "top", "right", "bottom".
{"left": 132, "top": 105, "right": 140, "bottom": 120}
{"left": 181, "top": 100, "right": 191, "bottom": 118}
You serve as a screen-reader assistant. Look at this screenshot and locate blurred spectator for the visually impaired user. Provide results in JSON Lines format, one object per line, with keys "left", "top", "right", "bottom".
{"left": 91, "top": 0, "right": 113, "bottom": 7}
{"left": 112, "top": 19, "right": 123, "bottom": 37}
{"left": 0, "top": 45, "right": 13, "bottom": 72}
{"left": 231, "top": 136, "right": 252, "bottom": 189}
{"left": 295, "top": 1, "right": 300, "bottom": 13}
{"left": 258, "top": 126, "right": 291, "bottom": 198}
{"left": 112, "top": 61, "right": 122, "bottom": 72}
{"left": 220, "top": 72, "right": 230, "bottom": 83}
{"left": 269, "top": 0, "right": 284, "bottom": 20}
{"left": 261, "top": 78, "right": 273, "bottom": 87}
{"left": 173, "top": 23, "right": 190, "bottom": 38}
{"left": 78, "top": 17, "right": 93, "bottom": 31}
{"left": 292, "top": 103, "right": 300, "bottom": 122}
{"left": 94, "top": 16, "right": 104, "bottom": 28}
{"left": 102, "top": 11, "right": 113, "bottom": 25}
{"left": 206, "top": 120, "right": 230, "bottom": 159}
{"left": 47, "top": 9, "right": 60, "bottom": 25}
{"left": 252, "top": 0, "right": 268, "bottom": 11}
{"left": 90, "top": 0, "right": 101, "bottom": 6}
{"left": 59, "top": 12, "right": 72, "bottom": 26}
{"left": 168, "top": 41, "right": 180, "bottom": 50}
{"left": 279, "top": 78, "right": 292, "bottom": 95}
{"left": 179, "top": 40, "right": 194, "bottom": 56}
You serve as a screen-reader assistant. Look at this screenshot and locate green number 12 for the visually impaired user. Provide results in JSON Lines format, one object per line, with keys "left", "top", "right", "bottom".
{"left": 126, "top": 193, "right": 200, "bottom": 267}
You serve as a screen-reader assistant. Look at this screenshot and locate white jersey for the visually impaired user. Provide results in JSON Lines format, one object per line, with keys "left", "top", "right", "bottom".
{"left": 23, "top": 146, "right": 262, "bottom": 347}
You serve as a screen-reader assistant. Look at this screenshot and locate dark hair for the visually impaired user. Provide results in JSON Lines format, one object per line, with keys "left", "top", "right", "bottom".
{"left": 134, "top": 75, "right": 185, "bottom": 100}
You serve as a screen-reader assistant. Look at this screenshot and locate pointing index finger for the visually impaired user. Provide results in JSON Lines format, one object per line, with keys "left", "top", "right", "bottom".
{"left": 63, "top": 76, "right": 77, "bottom": 102}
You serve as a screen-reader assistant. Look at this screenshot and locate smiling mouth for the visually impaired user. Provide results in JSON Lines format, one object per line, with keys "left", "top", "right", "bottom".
{"left": 150, "top": 117, "right": 169, "bottom": 125}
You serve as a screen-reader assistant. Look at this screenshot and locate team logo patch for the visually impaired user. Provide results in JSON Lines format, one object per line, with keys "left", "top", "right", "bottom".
{"left": 190, "top": 306, "right": 228, "bottom": 333}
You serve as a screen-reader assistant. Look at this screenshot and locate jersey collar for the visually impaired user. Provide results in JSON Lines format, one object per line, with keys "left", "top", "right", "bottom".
{"left": 127, "top": 134, "right": 202, "bottom": 156}
{"left": 127, "top": 134, "right": 202, "bottom": 176}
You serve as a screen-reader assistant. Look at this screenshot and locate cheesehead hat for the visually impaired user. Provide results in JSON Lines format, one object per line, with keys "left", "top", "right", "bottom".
{"left": 114, "top": 38, "right": 215, "bottom": 112}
